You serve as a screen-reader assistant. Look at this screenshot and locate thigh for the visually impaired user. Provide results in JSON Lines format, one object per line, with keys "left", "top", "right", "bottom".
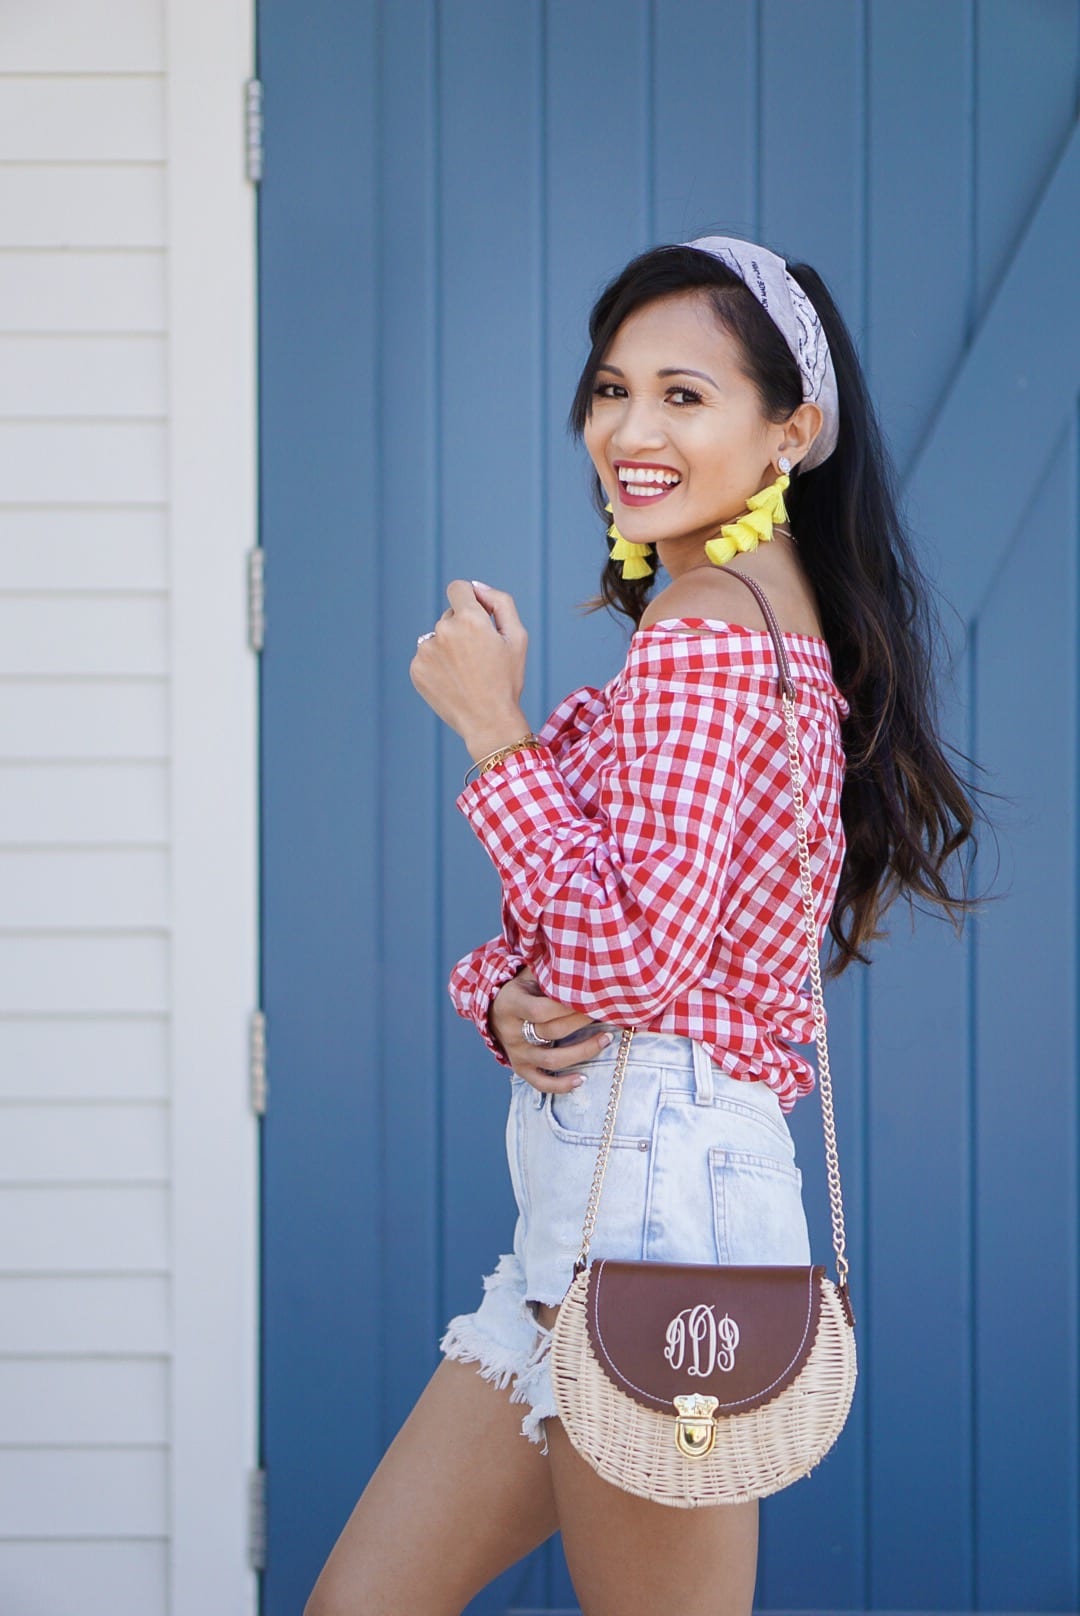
{"left": 534, "top": 1302, "right": 759, "bottom": 1616}
{"left": 304, "top": 1356, "right": 559, "bottom": 1616}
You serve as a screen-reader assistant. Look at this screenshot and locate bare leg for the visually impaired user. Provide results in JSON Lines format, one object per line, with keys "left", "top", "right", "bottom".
{"left": 534, "top": 1301, "right": 760, "bottom": 1616}
{"left": 303, "top": 1356, "right": 559, "bottom": 1616}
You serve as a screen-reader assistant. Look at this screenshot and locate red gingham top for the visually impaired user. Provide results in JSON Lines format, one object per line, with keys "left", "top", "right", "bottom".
{"left": 448, "top": 617, "right": 851, "bottom": 1114}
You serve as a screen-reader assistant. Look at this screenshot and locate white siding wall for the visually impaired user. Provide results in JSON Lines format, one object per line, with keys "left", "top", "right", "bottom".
{"left": 0, "top": 4, "right": 258, "bottom": 1613}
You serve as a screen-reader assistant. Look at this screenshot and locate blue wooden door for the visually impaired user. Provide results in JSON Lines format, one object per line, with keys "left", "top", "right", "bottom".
{"left": 257, "top": 4, "right": 1080, "bottom": 1612}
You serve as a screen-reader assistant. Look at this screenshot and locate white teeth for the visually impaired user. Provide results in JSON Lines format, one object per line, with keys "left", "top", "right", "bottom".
{"left": 623, "top": 483, "right": 669, "bottom": 496}
{"left": 620, "top": 468, "right": 679, "bottom": 484}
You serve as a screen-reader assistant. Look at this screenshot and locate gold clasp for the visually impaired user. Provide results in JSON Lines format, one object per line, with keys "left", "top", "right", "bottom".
{"left": 673, "top": 1394, "right": 719, "bottom": 1458}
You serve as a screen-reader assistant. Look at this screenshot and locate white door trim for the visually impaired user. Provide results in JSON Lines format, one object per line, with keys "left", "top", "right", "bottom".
{"left": 164, "top": 1, "right": 260, "bottom": 1610}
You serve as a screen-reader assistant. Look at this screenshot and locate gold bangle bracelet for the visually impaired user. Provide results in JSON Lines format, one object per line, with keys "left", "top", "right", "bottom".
{"left": 463, "top": 733, "right": 543, "bottom": 788}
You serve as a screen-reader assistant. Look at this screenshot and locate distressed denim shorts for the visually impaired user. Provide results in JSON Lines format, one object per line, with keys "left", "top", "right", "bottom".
{"left": 439, "top": 1025, "right": 812, "bottom": 1451}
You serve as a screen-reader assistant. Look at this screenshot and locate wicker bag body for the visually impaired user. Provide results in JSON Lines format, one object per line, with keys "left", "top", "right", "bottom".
{"left": 549, "top": 570, "right": 858, "bottom": 1507}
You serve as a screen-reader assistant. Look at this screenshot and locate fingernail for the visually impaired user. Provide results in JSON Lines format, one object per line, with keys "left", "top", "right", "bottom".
{"left": 569, "top": 1075, "right": 587, "bottom": 1088}
{"left": 471, "top": 579, "right": 490, "bottom": 589}
{"left": 599, "top": 1033, "right": 614, "bottom": 1047}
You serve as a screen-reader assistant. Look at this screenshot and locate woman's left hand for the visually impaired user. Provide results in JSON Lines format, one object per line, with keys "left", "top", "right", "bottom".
{"left": 409, "top": 579, "right": 529, "bottom": 743}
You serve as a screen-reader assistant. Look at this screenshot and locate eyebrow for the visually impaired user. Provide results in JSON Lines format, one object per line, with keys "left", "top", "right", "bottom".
{"left": 596, "top": 364, "right": 719, "bottom": 387}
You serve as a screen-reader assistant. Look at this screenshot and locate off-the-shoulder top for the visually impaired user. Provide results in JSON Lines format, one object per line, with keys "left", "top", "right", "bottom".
{"left": 447, "top": 617, "right": 850, "bottom": 1114}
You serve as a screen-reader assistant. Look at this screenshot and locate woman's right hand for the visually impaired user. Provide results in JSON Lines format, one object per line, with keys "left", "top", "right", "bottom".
{"left": 490, "top": 967, "right": 616, "bottom": 1093}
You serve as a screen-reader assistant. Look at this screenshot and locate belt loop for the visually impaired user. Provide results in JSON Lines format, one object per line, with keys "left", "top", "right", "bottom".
{"left": 691, "top": 1038, "right": 714, "bottom": 1106}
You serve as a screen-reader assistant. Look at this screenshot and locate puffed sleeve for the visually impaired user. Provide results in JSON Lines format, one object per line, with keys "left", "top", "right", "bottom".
{"left": 452, "top": 672, "right": 744, "bottom": 1023}
{"left": 447, "top": 935, "right": 527, "bottom": 1066}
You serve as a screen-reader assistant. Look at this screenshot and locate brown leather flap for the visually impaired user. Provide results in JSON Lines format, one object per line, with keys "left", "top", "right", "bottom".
{"left": 585, "top": 1259, "right": 826, "bottom": 1416}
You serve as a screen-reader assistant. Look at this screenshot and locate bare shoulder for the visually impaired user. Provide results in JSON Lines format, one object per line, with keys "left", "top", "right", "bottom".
{"left": 636, "top": 567, "right": 772, "bottom": 634}
{"left": 637, "top": 562, "right": 823, "bottom": 639}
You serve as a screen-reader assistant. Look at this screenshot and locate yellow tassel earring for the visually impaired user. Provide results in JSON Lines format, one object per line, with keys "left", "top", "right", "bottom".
{"left": 703, "top": 457, "right": 791, "bottom": 569}
{"left": 604, "top": 500, "right": 655, "bottom": 580}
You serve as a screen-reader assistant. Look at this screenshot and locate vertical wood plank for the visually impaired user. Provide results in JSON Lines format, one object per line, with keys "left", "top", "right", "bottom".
{"left": 866, "top": 9, "right": 977, "bottom": 1600}
{"left": 974, "top": 0, "right": 1080, "bottom": 320}
{"left": 258, "top": 2, "right": 383, "bottom": 1612}
{"left": 545, "top": 0, "right": 654, "bottom": 719}
{"left": 437, "top": 7, "right": 548, "bottom": 1609}
{"left": 973, "top": 416, "right": 1079, "bottom": 1609}
{"left": 377, "top": 0, "right": 444, "bottom": 1459}
{"left": 756, "top": 4, "right": 868, "bottom": 1608}
{"left": 437, "top": 0, "right": 543, "bottom": 1308}
{"left": 866, "top": 0, "right": 974, "bottom": 473}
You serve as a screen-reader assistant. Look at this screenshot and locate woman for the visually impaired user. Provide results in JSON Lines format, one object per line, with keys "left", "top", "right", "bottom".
{"left": 304, "top": 236, "right": 987, "bottom": 1616}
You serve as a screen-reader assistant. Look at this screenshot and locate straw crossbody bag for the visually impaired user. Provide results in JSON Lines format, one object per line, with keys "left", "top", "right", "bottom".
{"left": 549, "top": 569, "right": 858, "bottom": 1507}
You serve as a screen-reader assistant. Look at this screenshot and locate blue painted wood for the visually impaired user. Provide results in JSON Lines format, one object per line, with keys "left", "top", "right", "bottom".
{"left": 867, "top": 0, "right": 975, "bottom": 476}
{"left": 973, "top": 414, "right": 1079, "bottom": 1608}
{"left": 755, "top": 8, "right": 871, "bottom": 1608}
{"left": 906, "top": 114, "right": 1080, "bottom": 639}
{"left": 377, "top": 0, "right": 443, "bottom": 1462}
{"left": 863, "top": 11, "right": 978, "bottom": 1608}
{"left": 975, "top": 0, "right": 1080, "bottom": 321}
{"left": 437, "top": 10, "right": 549, "bottom": 1606}
{"left": 257, "top": 3, "right": 382, "bottom": 1614}
{"left": 259, "top": 3, "right": 1080, "bottom": 1612}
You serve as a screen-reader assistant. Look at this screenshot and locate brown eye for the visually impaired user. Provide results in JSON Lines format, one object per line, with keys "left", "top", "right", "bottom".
{"left": 591, "top": 383, "right": 702, "bottom": 405}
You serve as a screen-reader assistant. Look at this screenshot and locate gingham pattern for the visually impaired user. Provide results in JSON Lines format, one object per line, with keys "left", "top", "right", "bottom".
{"left": 449, "top": 619, "right": 851, "bottom": 1114}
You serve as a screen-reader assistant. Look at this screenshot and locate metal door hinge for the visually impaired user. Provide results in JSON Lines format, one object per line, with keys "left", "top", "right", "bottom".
{"left": 248, "top": 1465, "right": 267, "bottom": 1571}
{"left": 244, "top": 79, "right": 263, "bottom": 184}
{"left": 247, "top": 547, "right": 265, "bottom": 652}
{"left": 250, "top": 1009, "right": 267, "bottom": 1116}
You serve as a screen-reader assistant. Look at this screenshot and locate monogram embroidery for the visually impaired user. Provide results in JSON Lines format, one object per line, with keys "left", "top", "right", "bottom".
{"left": 664, "top": 1304, "right": 740, "bottom": 1376}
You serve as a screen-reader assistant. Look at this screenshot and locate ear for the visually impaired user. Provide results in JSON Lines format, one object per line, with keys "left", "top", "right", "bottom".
{"left": 778, "top": 401, "right": 823, "bottom": 469}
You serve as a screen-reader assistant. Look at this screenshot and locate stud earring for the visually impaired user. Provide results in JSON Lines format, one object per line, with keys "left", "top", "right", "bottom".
{"left": 778, "top": 454, "right": 792, "bottom": 473}
{"left": 702, "top": 465, "right": 791, "bottom": 569}
{"left": 604, "top": 499, "right": 655, "bottom": 580}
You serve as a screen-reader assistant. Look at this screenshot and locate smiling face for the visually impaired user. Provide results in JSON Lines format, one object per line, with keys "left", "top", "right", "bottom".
{"left": 583, "top": 289, "right": 817, "bottom": 573}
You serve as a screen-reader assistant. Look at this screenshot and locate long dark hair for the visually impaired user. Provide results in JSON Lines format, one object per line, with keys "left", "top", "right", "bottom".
{"left": 567, "top": 241, "right": 1000, "bottom": 976}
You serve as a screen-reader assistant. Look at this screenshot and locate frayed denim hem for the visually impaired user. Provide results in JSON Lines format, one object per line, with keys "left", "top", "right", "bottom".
{"left": 438, "top": 1314, "right": 522, "bottom": 1394}
{"left": 438, "top": 1249, "right": 559, "bottom": 1454}
{"left": 507, "top": 1314, "right": 558, "bottom": 1453}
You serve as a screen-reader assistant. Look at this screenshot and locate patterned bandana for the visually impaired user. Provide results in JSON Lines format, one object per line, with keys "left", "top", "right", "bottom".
{"left": 678, "top": 235, "right": 840, "bottom": 472}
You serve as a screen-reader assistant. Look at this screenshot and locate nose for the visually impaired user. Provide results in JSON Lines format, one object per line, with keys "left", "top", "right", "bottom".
{"left": 609, "top": 393, "right": 669, "bottom": 456}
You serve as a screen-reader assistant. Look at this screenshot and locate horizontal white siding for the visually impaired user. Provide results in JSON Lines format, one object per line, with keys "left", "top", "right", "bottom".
{"left": 1, "top": 1275, "right": 170, "bottom": 1351}
{"left": 0, "top": 761, "right": 168, "bottom": 840}
{"left": 0, "top": 1103, "right": 168, "bottom": 1180}
{"left": 0, "top": 684, "right": 168, "bottom": 758}
{"left": 0, "top": 10, "right": 173, "bottom": 1616}
{"left": 0, "top": 1542, "right": 167, "bottom": 1616}
{"left": 0, "top": 165, "right": 166, "bottom": 247}
{"left": 0, "top": 335, "right": 168, "bottom": 416}
{"left": 0, "top": 1, "right": 259, "bottom": 1609}
{"left": 0, "top": 252, "right": 166, "bottom": 330}
{"left": 0, "top": 421, "right": 168, "bottom": 501}
{"left": 0, "top": 77, "right": 165, "bottom": 161}
{"left": 3, "top": 1, "right": 163, "bottom": 72}
{"left": 0, "top": 509, "right": 167, "bottom": 588}
{"left": 0, "top": 1358, "right": 169, "bottom": 1443}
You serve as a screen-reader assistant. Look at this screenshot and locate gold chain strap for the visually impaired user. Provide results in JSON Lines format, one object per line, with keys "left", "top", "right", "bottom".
{"left": 573, "top": 628, "right": 850, "bottom": 1291}
{"left": 781, "top": 682, "right": 850, "bottom": 1289}
{"left": 573, "top": 1023, "right": 638, "bottom": 1272}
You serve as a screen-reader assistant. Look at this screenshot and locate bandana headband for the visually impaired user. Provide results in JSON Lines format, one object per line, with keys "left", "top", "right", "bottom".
{"left": 678, "top": 235, "right": 840, "bottom": 472}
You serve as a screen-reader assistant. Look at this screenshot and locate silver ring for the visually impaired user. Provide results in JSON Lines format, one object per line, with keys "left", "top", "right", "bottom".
{"left": 521, "top": 1018, "right": 556, "bottom": 1047}
{"left": 416, "top": 630, "right": 436, "bottom": 647}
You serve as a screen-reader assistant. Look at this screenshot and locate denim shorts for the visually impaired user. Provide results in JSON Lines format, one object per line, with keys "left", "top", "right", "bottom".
{"left": 439, "top": 1025, "right": 812, "bottom": 1451}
